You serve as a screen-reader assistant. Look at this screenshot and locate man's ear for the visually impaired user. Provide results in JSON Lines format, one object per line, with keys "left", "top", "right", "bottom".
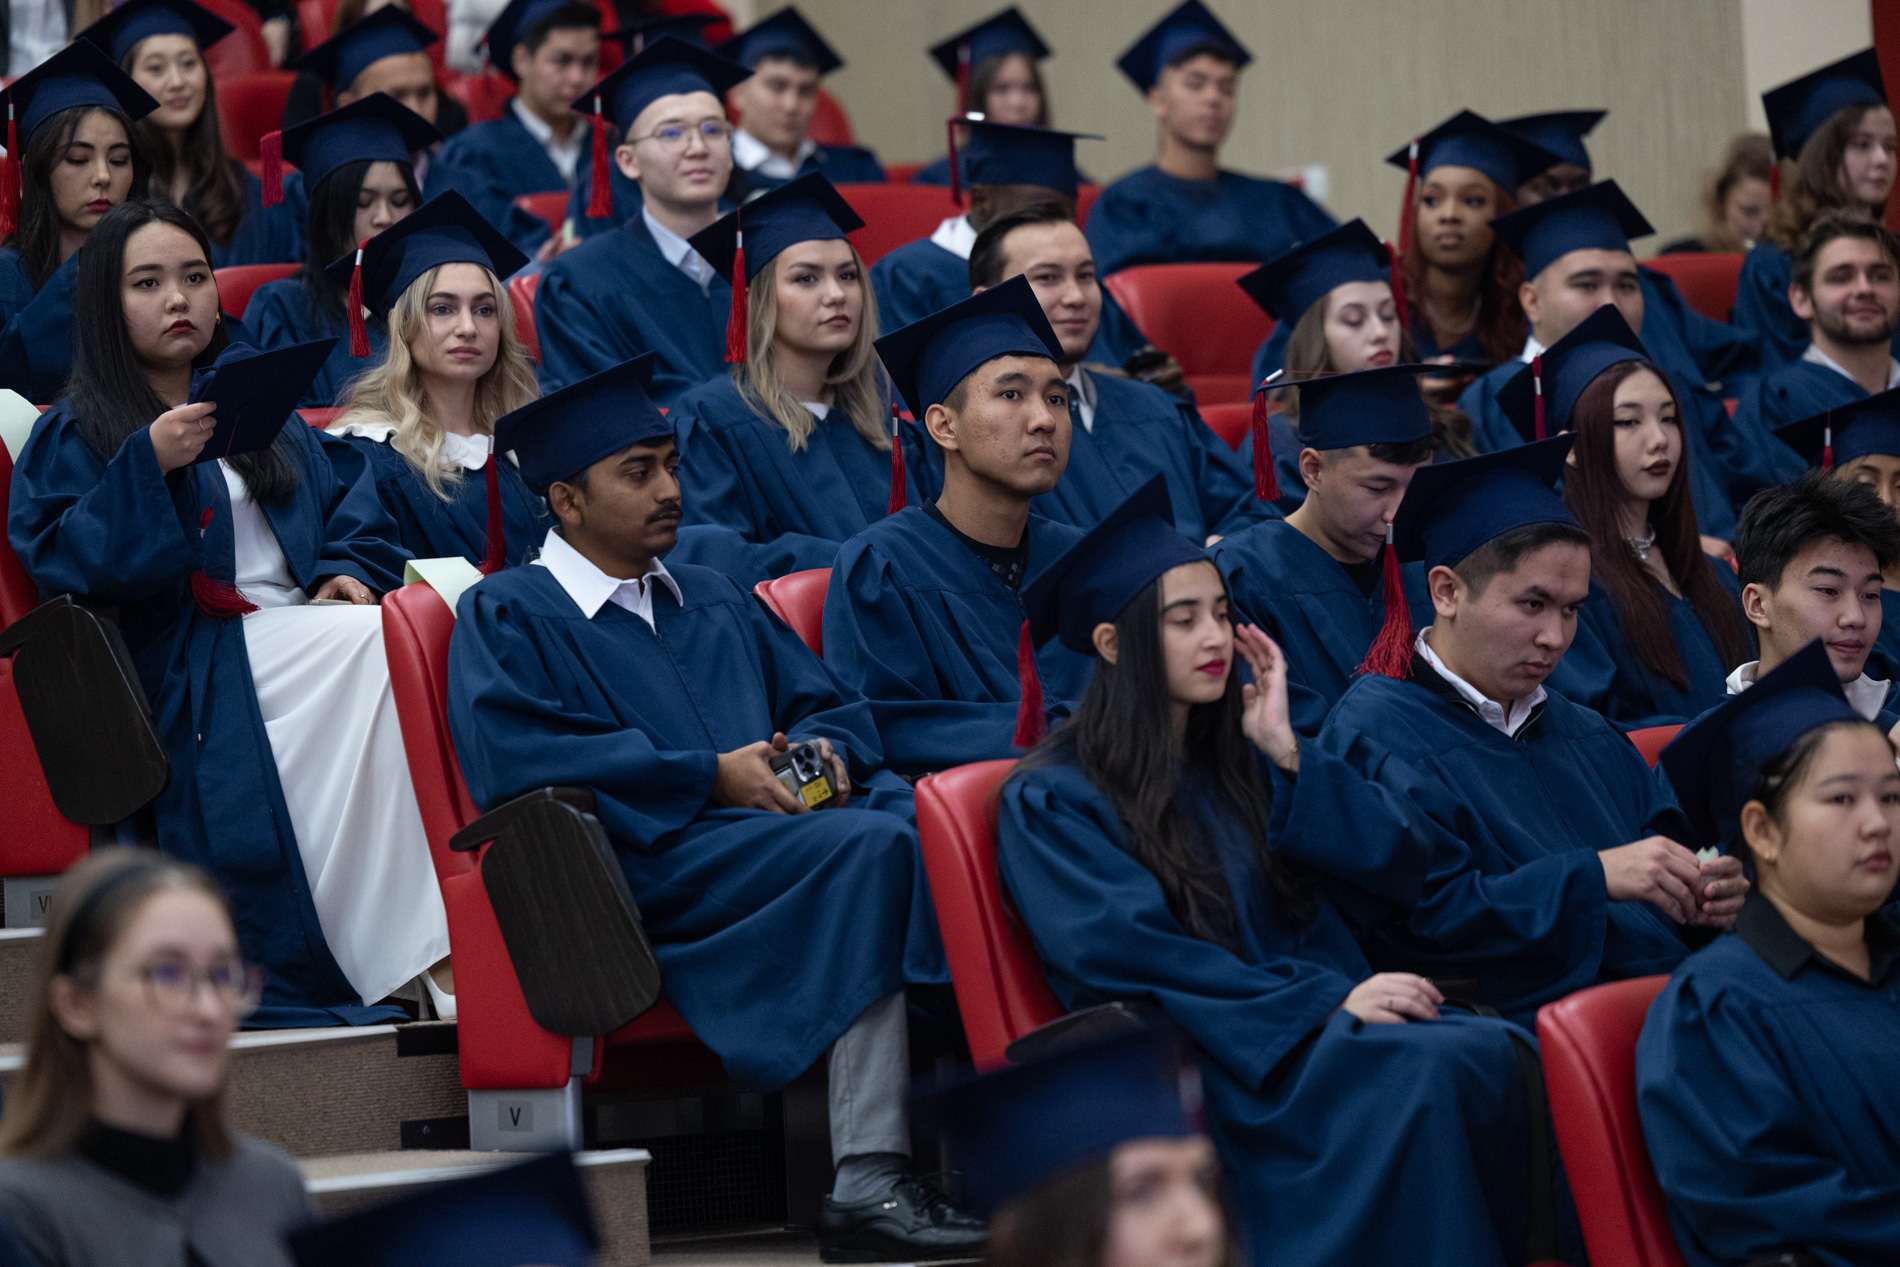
{"left": 1740, "top": 581, "right": 1772, "bottom": 631}
{"left": 547, "top": 478, "right": 583, "bottom": 528}
{"left": 1788, "top": 282, "right": 1815, "bottom": 323}
{"left": 615, "top": 143, "right": 640, "bottom": 183}
{"left": 511, "top": 41, "right": 533, "bottom": 82}
{"left": 1145, "top": 82, "right": 1168, "bottom": 119}
{"left": 1296, "top": 447, "right": 1325, "bottom": 491}
{"left": 924, "top": 401, "right": 959, "bottom": 452}
{"left": 1519, "top": 279, "right": 1542, "bottom": 326}
{"left": 1092, "top": 621, "right": 1119, "bottom": 663}
{"left": 1427, "top": 564, "right": 1463, "bottom": 620}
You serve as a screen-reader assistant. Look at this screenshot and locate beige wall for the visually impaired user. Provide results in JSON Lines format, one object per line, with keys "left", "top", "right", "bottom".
{"left": 799, "top": 0, "right": 1755, "bottom": 252}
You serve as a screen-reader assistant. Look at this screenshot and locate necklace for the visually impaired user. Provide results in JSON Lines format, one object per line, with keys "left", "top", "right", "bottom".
{"left": 1627, "top": 524, "right": 1657, "bottom": 563}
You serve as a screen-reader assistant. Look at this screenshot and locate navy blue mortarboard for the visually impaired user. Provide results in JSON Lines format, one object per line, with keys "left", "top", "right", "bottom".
{"left": 873, "top": 275, "right": 1064, "bottom": 419}
{"left": 269, "top": 92, "right": 440, "bottom": 207}
{"left": 604, "top": 12, "right": 717, "bottom": 52}
{"left": 1500, "top": 110, "right": 1606, "bottom": 175}
{"left": 573, "top": 34, "right": 750, "bottom": 218}
{"left": 716, "top": 7, "right": 840, "bottom": 75}
{"left": 1291, "top": 364, "right": 1433, "bottom": 452}
{"left": 324, "top": 188, "right": 528, "bottom": 348}
{"left": 1762, "top": 49, "right": 1887, "bottom": 162}
{"left": 957, "top": 119, "right": 1097, "bottom": 199}
{"left": 929, "top": 8, "right": 1050, "bottom": 85}
{"left": 289, "top": 1152, "right": 598, "bottom": 1267}
{"left": 483, "top": 0, "right": 595, "bottom": 81}
{"left": 295, "top": 5, "right": 439, "bottom": 92}
{"left": 1660, "top": 639, "right": 1862, "bottom": 850}
{"left": 1774, "top": 386, "right": 1900, "bottom": 471}
{"left": 495, "top": 353, "right": 672, "bottom": 492}
{"left": 0, "top": 41, "right": 159, "bottom": 232}
{"left": 690, "top": 172, "right": 862, "bottom": 362}
{"left": 187, "top": 340, "right": 339, "bottom": 464}
{"left": 1236, "top": 219, "right": 1390, "bottom": 324}
{"left": 78, "top": 0, "right": 232, "bottom": 64}
{"left": 1489, "top": 179, "right": 1652, "bottom": 281}
{"left": 1496, "top": 304, "right": 1653, "bottom": 444}
{"left": 1386, "top": 109, "right": 1563, "bottom": 194}
{"left": 913, "top": 1026, "right": 1193, "bottom": 1220}
{"left": 1116, "top": 0, "right": 1249, "bottom": 95}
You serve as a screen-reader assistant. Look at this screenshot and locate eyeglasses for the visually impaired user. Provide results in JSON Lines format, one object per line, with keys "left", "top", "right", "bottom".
{"left": 132, "top": 958, "right": 264, "bottom": 1018}
{"left": 628, "top": 120, "right": 733, "bottom": 151}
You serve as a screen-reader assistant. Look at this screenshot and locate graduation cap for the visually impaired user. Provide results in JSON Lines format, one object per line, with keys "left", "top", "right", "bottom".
{"left": 1660, "top": 639, "right": 1861, "bottom": 850}
{"left": 1762, "top": 49, "right": 1887, "bottom": 163}
{"left": 289, "top": 1152, "right": 598, "bottom": 1267}
{"left": 295, "top": 5, "right": 439, "bottom": 92}
{"left": 1360, "top": 435, "right": 1579, "bottom": 679}
{"left": 495, "top": 353, "right": 671, "bottom": 493}
{"left": 0, "top": 41, "right": 159, "bottom": 233}
{"left": 77, "top": 0, "right": 233, "bottom": 65}
{"left": 1386, "top": 109, "right": 1564, "bottom": 195}
{"left": 482, "top": 0, "right": 596, "bottom": 82}
{"left": 1499, "top": 110, "right": 1606, "bottom": 175}
{"left": 929, "top": 7, "right": 1050, "bottom": 100}
{"left": 874, "top": 274, "right": 1063, "bottom": 420}
{"left": 1237, "top": 219, "right": 1390, "bottom": 325}
{"left": 1290, "top": 364, "right": 1434, "bottom": 453}
{"left": 716, "top": 6, "right": 841, "bottom": 75}
{"left": 1489, "top": 179, "right": 1652, "bottom": 282}
{"left": 949, "top": 119, "right": 1098, "bottom": 205}
{"left": 688, "top": 172, "right": 862, "bottom": 364}
{"left": 913, "top": 1025, "right": 1194, "bottom": 1220}
{"left": 264, "top": 91, "right": 440, "bottom": 208}
{"left": 187, "top": 340, "right": 338, "bottom": 464}
{"left": 1116, "top": 0, "right": 1250, "bottom": 95}
{"left": 604, "top": 12, "right": 717, "bottom": 53}
{"left": 1773, "top": 386, "right": 1900, "bottom": 472}
{"left": 1496, "top": 303, "right": 1653, "bottom": 444}
{"left": 572, "top": 35, "right": 751, "bottom": 219}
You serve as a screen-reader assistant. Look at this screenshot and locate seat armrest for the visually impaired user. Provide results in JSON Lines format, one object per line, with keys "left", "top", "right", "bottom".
{"left": 449, "top": 786, "right": 597, "bottom": 852}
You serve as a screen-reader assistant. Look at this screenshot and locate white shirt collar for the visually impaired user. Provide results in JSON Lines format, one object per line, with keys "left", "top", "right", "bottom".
{"left": 803, "top": 401, "right": 830, "bottom": 420}
{"left": 1065, "top": 366, "right": 1095, "bottom": 434}
{"left": 1518, "top": 333, "right": 1546, "bottom": 365}
{"left": 642, "top": 206, "right": 716, "bottom": 289}
{"left": 532, "top": 527, "right": 683, "bottom": 625}
{"left": 1801, "top": 341, "right": 1900, "bottom": 391}
{"left": 731, "top": 127, "right": 817, "bottom": 181}
{"left": 1726, "top": 659, "right": 1892, "bottom": 722}
{"left": 1417, "top": 630, "right": 1545, "bottom": 737}
{"left": 511, "top": 98, "right": 587, "bottom": 186}
{"left": 928, "top": 214, "right": 978, "bottom": 260}
{"left": 330, "top": 421, "right": 497, "bottom": 471}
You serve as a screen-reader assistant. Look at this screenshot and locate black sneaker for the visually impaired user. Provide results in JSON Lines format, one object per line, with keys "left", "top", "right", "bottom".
{"left": 818, "top": 1174, "right": 987, "bottom": 1263}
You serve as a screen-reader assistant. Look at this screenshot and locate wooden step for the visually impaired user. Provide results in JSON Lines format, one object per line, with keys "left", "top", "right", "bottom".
{"left": 302, "top": 1147, "right": 651, "bottom": 1267}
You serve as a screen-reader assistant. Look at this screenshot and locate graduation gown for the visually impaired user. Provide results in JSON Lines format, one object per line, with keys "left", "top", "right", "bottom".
{"left": 1083, "top": 167, "right": 1336, "bottom": 275}
{"left": 445, "top": 556, "right": 949, "bottom": 1089}
{"left": 1728, "top": 356, "right": 1861, "bottom": 483}
{"left": 8, "top": 401, "right": 412, "bottom": 1027}
{"left": 0, "top": 251, "right": 79, "bottom": 404}
{"left": 532, "top": 214, "right": 730, "bottom": 401}
{"left": 1211, "top": 518, "right": 1433, "bottom": 732}
{"left": 1318, "top": 661, "right": 1694, "bottom": 1020}
{"left": 1545, "top": 566, "right": 1745, "bottom": 731}
{"left": 1869, "top": 587, "right": 1900, "bottom": 683}
{"left": 211, "top": 171, "right": 307, "bottom": 269}
{"left": 1734, "top": 240, "right": 1900, "bottom": 372}
{"left": 317, "top": 427, "right": 548, "bottom": 568}
{"left": 424, "top": 109, "right": 562, "bottom": 257}
{"left": 244, "top": 277, "right": 390, "bottom": 408}
{"left": 821, "top": 507, "right": 1094, "bottom": 774}
{"left": 1031, "top": 369, "right": 1268, "bottom": 543}
{"left": 1636, "top": 897, "right": 1900, "bottom": 1267}
{"left": 997, "top": 756, "right": 1533, "bottom": 1267}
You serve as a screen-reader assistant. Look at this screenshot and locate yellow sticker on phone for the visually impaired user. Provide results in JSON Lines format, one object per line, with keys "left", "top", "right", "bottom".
{"left": 801, "top": 780, "right": 833, "bottom": 808}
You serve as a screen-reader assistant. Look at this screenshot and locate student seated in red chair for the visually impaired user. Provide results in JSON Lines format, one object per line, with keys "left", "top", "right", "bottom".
{"left": 446, "top": 354, "right": 984, "bottom": 1264}
{"left": 1643, "top": 639, "right": 1900, "bottom": 1267}
{"left": 715, "top": 7, "right": 884, "bottom": 199}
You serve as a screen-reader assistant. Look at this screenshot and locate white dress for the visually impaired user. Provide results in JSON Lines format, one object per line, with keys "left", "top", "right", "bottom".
{"left": 222, "top": 462, "right": 450, "bottom": 1007}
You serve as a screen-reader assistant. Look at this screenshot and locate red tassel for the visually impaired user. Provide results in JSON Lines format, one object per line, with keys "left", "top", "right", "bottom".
{"left": 1356, "top": 526, "right": 1413, "bottom": 679}
{"left": 0, "top": 103, "right": 19, "bottom": 236}
{"left": 1823, "top": 413, "right": 1834, "bottom": 470}
{"left": 260, "top": 129, "right": 284, "bottom": 207}
{"left": 1012, "top": 619, "right": 1046, "bottom": 748}
{"left": 190, "top": 508, "right": 258, "bottom": 618}
{"left": 1396, "top": 138, "right": 1420, "bottom": 259}
{"left": 955, "top": 41, "right": 970, "bottom": 111}
{"left": 1385, "top": 239, "right": 1409, "bottom": 335}
{"left": 346, "top": 243, "right": 369, "bottom": 357}
{"left": 724, "top": 221, "right": 748, "bottom": 363}
{"left": 1531, "top": 353, "right": 1546, "bottom": 440}
{"left": 1769, "top": 160, "right": 1780, "bottom": 204}
{"left": 946, "top": 114, "right": 964, "bottom": 207}
{"left": 887, "top": 403, "right": 907, "bottom": 516}
{"left": 480, "top": 440, "right": 506, "bottom": 574}
{"left": 586, "top": 96, "right": 613, "bottom": 219}
{"left": 1250, "top": 387, "right": 1279, "bottom": 502}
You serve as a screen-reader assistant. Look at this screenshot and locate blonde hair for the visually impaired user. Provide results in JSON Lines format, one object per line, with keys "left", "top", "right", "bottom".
{"left": 736, "top": 244, "right": 891, "bottom": 453}
{"left": 1, "top": 850, "right": 235, "bottom": 1162}
{"left": 332, "top": 263, "right": 540, "bottom": 498}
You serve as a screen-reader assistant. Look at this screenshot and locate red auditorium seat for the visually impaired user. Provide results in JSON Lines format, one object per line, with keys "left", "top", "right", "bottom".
{"left": 836, "top": 183, "right": 962, "bottom": 267}
{"left": 215, "top": 263, "right": 299, "bottom": 321}
{"left": 1075, "top": 183, "right": 1100, "bottom": 229}
{"left": 215, "top": 71, "right": 297, "bottom": 165}
{"left": 507, "top": 272, "right": 540, "bottom": 363}
{"left": 1538, "top": 977, "right": 1687, "bottom": 1267}
{"left": 514, "top": 192, "right": 567, "bottom": 237}
{"left": 915, "top": 761, "right": 1065, "bottom": 1069}
{"left": 198, "top": 0, "right": 271, "bottom": 76}
{"left": 1102, "top": 264, "right": 1274, "bottom": 406}
{"left": 1627, "top": 724, "right": 1682, "bottom": 769}
{"left": 753, "top": 568, "right": 828, "bottom": 656}
{"left": 1198, "top": 402, "right": 1251, "bottom": 451}
{"left": 1641, "top": 253, "right": 1744, "bottom": 325}
{"left": 808, "top": 88, "right": 854, "bottom": 147}
{"left": 882, "top": 162, "right": 924, "bottom": 184}
{"left": 444, "top": 69, "right": 514, "bottom": 124}
{"left": 296, "top": 0, "right": 328, "bottom": 56}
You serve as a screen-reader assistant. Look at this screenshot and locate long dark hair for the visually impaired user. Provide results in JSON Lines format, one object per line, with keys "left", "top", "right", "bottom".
{"left": 300, "top": 159, "right": 420, "bottom": 316}
{"left": 962, "top": 53, "right": 1048, "bottom": 126}
{"left": 123, "top": 43, "right": 247, "bottom": 250}
{"left": 70, "top": 199, "right": 297, "bottom": 502}
{"left": 7, "top": 106, "right": 153, "bottom": 292}
{"left": 1562, "top": 360, "right": 1748, "bottom": 689}
{"left": 1766, "top": 102, "right": 1893, "bottom": 250}
{"left": 1018, "top": 570, "right": 1314, "bottom": 949}
{"left": 1399, "top": 182, "right": 1525, "bottom": 366}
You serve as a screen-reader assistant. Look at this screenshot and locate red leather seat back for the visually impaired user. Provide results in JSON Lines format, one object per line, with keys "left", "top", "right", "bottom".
{"left": 882, "top": 162, "right": 924, "bottom": 185}
{"left": 836, "top": 183, "right": 963, "bottom": 267}
{"left": 1198, "top": 402, "right": 1251, "bottom": 452}
{"left": 1538, "top": 977, "right": 1687, "bottom": 1267}
{"left": 296, "top": 0, "right": 330, "bottom": 57}
{"left": 213, "top": 72, "right": 297, "bottom": 164}
{"left": 1628, "top": 724, "right": 1683, "bottom": 769}
{"left": 515, "top": 191, "right": 567, "bottom": 236}
{"left": 753, "top": 568, "right": 829, "bottom": 656}
{"left": 1640, "top": 254, "right": 1744, "bottom": 325}
{"left": 198, "top": 0, "right": 271, "bottom": 76}
{"left": 216, "top": 262, "right": 300, "bottom": 321}
{"left": 508, "top": 272, "right": 541, "bottom": 364}
{"left": 1102, "top": 264, "right": 1273, "bottom": 406}
{"left": 808, "top": 88, "right": 854, "bottom": 147}
{"left": 1076, "top": 183, "right": 1100, "bottom": 229}
{"left": 915, "top": 760, "right": 1064, "bottom": 1069}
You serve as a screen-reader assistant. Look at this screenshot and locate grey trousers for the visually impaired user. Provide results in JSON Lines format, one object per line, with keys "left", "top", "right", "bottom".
{"left": 828, "top": 990, "right": 911, "bottom": 1163}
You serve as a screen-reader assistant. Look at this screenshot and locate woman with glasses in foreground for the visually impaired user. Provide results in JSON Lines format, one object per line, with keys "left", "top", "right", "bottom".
{"left": 0, "top": 850, "right": 311, "bottom": 1267}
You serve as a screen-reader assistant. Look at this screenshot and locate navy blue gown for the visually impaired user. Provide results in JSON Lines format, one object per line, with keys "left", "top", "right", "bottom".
{"left": 244, "top": 276, "right": 390, "bottom": 408}
{"left": 1734, "top": 240, "right": 1900, "bottom": 373}
{"left": 532, "top": 214, "right": 730, "bottom": 401}
{"left": 211, "top": 171, "right": 307, "bottom": 268}
{"left": 1319, "top": 661, "right": 1694, "bottom": 1020}
{"left": 998, "top": 755, "right": 1534, "bottom": 1267}
{"left": 1636, "top": 897, "right": 1900, "bottom": 1267}
{"left": 424, "top": 108, "right": 562, "bottom": 257}
{"left": 1869, "top": 588, "right": 1900, "bottom": 683}
{"left": 317, "top": 428, "right": 548, "bottom": 567}
{"left": 1728, "top": 356, "right": 1864, "bottom": 477}
{"left": 734, "top": 142, "right": 884, "bottom": 194}
{"left": 445, "top": 556, "right": 948, "bottom": 1089}
{"left": 1545, "top": 565, "right": 1745, "bottom": 730}
{"left": 8, "top": 401, "right": 412, "bottom": 1027}
{"left": 820, "top": 507, "right": 1093, "bottom": 774}
{"left": 1083, "top": 167, "right": 1335, "bottom": 275}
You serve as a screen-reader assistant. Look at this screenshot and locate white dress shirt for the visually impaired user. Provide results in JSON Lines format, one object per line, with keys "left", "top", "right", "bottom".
{"left": 1726, "top": 660, "right": 1893, "bottom": 722}
{"left": 642, "top": 206, "right": 716, "bottom": 292}
{"left": 511, "top": 98, "right": 587, "bottom": 188}
{"left": 1801, "top": 341, "right": 1900, "bottom": 391}
{"left": 8, "top": 0, "right": 67, "bottom": 78}
{"left": 1517, "top": 333, "right": 1546, "bottom": 365}
{"left": 732, "top": 127, "right": 816, "bottom": 181}
{"left": 1417, "top": 630, "right": 1545, "bottom": 738}
{"left": 534, "top": 527, "right": 683, "bottom": 629}
{"left": 1066, "top": 366, "right": 1096, "bottom": 434}
{"left": 927, "top": 214, "right": 977, "bottom": 260}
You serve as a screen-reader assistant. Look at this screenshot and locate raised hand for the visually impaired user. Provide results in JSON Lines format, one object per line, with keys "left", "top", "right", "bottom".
{"left": 1235, "top": 623, "right": 1299, "bottom": 773}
